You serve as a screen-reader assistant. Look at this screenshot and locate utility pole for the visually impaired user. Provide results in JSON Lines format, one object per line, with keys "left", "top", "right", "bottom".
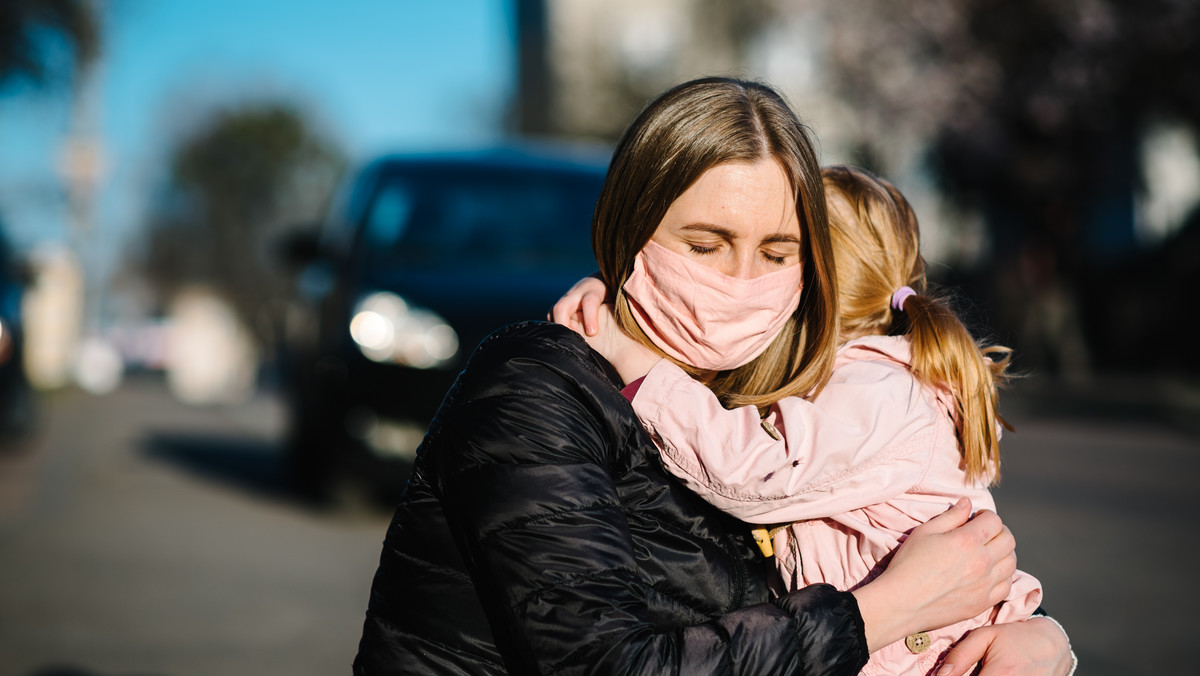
{"left": 47, "top": 0, "right": 105, "bottom": 386}
{"left": 514, "top": 0, "right": 552, "bottom": 136}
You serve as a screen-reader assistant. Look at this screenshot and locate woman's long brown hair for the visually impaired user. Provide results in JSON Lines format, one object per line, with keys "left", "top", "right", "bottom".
{"left": 591, "top": 77, "right": 839, "bottom": 411}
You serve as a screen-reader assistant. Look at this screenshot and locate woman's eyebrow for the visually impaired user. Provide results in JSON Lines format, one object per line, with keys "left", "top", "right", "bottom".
{"left": 762, "top": 233, "right": 801, "bottom": 245}
{"left": 680, "top": 223, "right": 738, "bottom": 238}
{"left": 679, "top": 224, "right": 800, "bottom": 245}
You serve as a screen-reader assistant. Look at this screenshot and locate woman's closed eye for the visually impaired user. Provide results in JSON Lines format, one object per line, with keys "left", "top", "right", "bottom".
{"left": 762, "top": 250, "right": 789, "bottom": 266}
{"left": 761, "top": 245, "right": 798, "bottom": 266}
{"left": 688, "top": 243, "right": 720, "bottom": 256}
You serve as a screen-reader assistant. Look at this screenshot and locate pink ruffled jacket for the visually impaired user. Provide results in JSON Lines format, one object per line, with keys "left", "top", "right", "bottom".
{"left": 632, "top": 335, "right": 1042, "bottom": 675}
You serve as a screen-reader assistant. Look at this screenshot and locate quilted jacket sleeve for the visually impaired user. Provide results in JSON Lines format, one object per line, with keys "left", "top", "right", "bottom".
{"left": 429, "top": 323, "right": 867, "bottom": 676}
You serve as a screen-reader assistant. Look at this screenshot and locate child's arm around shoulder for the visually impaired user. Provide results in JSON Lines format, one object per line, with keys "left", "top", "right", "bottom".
{"left": 637, "top": 348, "right": 940, "bottom": 524}
{"left": 550, "top": 276, "right": 661, "bottom": 385}
{"left": 551, "top": 281, "right": 938, "bottom": 523}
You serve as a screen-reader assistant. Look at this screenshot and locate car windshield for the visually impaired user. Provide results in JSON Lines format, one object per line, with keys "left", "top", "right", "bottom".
{"left": 359, "top": 164, "right": 603, "bottom": 274}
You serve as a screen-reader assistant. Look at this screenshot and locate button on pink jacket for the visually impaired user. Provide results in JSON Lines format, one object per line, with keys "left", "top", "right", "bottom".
{"left": 633, "top": 335, "right": 1042, "bottom": 675}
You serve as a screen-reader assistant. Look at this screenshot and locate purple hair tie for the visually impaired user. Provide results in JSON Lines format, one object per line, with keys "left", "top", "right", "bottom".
{"left": 891, "top": 286, "right": 917, "bottom": 311}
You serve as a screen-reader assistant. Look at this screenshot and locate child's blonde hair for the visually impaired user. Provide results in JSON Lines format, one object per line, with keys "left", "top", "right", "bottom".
{"left": 822, "top": 165, "right": 1012, "bottom": 484}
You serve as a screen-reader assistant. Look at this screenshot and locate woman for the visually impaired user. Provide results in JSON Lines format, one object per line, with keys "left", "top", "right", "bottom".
{"left": 353, "top": 77, "right": 1069, "bottom": 675}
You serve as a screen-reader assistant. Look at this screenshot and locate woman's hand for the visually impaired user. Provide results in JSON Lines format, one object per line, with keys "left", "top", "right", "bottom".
{"left": 936, "top": 616, "right": 1075, "bottom": 675}
{"left": 549, "top": 274, "right": 608, "bottom": 336}
{"left": 851, "top": 497, "right": 1017, "bottom": 652}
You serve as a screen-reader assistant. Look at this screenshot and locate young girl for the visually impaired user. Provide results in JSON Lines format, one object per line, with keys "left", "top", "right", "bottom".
{"left": 553, "top": 165, "right": 1049, "bottom": 675}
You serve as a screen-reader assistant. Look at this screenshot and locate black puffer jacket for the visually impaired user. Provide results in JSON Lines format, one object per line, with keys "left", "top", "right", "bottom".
{"left": 354, "top": 322, "right": 868, "bottom": 675}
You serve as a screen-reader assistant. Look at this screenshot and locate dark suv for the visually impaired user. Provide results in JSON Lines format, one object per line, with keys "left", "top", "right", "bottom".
{"left": 278, "top": 146, "right": 608, "bottom": 502}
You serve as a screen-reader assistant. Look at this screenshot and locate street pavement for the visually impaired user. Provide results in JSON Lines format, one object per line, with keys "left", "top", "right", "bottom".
{"left": 992, "top": 376, "right": 1200, "bottom": 675}
{"left": 0, "top": 373, "right": 1196, "bottom": 675}
{"left": 0, "top": 377, "right": 391, "bottom": 676}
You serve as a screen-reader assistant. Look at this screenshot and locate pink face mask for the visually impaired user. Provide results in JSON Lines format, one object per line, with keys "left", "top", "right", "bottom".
{"left": 621, "top": 240, "right": 804, "bottom": 371}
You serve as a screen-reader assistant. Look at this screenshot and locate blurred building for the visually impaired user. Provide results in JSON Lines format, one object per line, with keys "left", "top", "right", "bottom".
{"left": 522, "top": 0, "right": 986, "bottom": 277}
{"left": 23, "top": 246, "right": 84, "bottom": 390}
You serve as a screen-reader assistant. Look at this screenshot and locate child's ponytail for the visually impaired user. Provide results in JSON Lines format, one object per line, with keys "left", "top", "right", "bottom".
{"left": 894, "top": 287, "right": 1012, "bottom": 484}
{"left": 823, "top": 164, "right": 1014, "bottom": 486}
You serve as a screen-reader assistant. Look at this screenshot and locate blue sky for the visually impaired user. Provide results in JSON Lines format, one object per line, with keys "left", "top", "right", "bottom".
{"left": 0, "top": 0, "right": 516, "bottom": 263}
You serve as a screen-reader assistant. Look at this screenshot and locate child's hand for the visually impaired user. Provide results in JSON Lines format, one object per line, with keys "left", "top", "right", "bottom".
{"left": 549, "top": 275, "right": 608, "bottom": 337}
{"left": 579, "top": 303, "right": 661, "bottom": 385}
{"left": 548, "top": 274, "right": 660, "bottom": 383}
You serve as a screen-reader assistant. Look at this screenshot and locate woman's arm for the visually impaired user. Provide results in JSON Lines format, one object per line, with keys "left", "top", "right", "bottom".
{"left": 847, "top": 498, "right": 1017, "bottom": 652}
{"left": 431, "top": 324, "right": 868, "bottom": 675}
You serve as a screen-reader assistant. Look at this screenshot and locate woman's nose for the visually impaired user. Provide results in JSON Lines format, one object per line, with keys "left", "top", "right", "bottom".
{"left": 722, "top": 253, "right": 757, "bottom": 280}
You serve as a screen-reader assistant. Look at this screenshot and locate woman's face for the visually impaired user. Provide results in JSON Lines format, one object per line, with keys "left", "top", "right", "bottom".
{"left": 650, "top": 158, "right": 802, "bottom": 279}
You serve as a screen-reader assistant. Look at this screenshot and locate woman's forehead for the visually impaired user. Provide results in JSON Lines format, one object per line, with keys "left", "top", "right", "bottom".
{"left": 657, "top": 159, "right": 800, "bottom": 240}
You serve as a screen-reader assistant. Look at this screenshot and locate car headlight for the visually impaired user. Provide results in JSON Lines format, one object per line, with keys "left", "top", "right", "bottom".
{"left": 349, "top": 292, "right": 458, "bottom": 368}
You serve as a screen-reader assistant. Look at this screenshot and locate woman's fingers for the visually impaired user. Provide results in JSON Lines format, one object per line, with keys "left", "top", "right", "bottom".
{"left": 938, "top": 619, "right": 1075, "bottom": 676}
{"left": 981, "top": 517, "right": 1014, "bottom": 550}
{"left": 974, "top": 516, "right": 1016, "bottom": 597}
{"left": 954, "top": 510, "right": 1016, "bottom": 577}
{"left": 912, "top": 497, "right": 971, "bottom": 535}
{"left": 958, "top": 513, "right": 1016, "bottom": 606}
{"left": 961, "top": 508, "right": 1004, "bottom": 543}
{"left": 935, "top": 627, "right": 992, "bottom": 675}
{"left": 881, "top": 499, "right": 1021, "bottom": 634}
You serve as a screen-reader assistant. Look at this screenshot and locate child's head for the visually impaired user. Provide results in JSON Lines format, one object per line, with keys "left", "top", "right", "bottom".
{"left": 822, "top": 165, "right": 923, "bottom": 341}
{"left": 821, "top": 165, "right": 1010, "bottom": 484}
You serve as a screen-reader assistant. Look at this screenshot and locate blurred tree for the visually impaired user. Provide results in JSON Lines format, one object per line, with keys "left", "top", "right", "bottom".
{"left": 817, "top": 0, "right": 1200, "bottom": 374}
{"left": 142, "top": 103, "right": 344, "bottom": 353}
{"left": 0, "top": 0, "right": 99, "bottom": 90}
